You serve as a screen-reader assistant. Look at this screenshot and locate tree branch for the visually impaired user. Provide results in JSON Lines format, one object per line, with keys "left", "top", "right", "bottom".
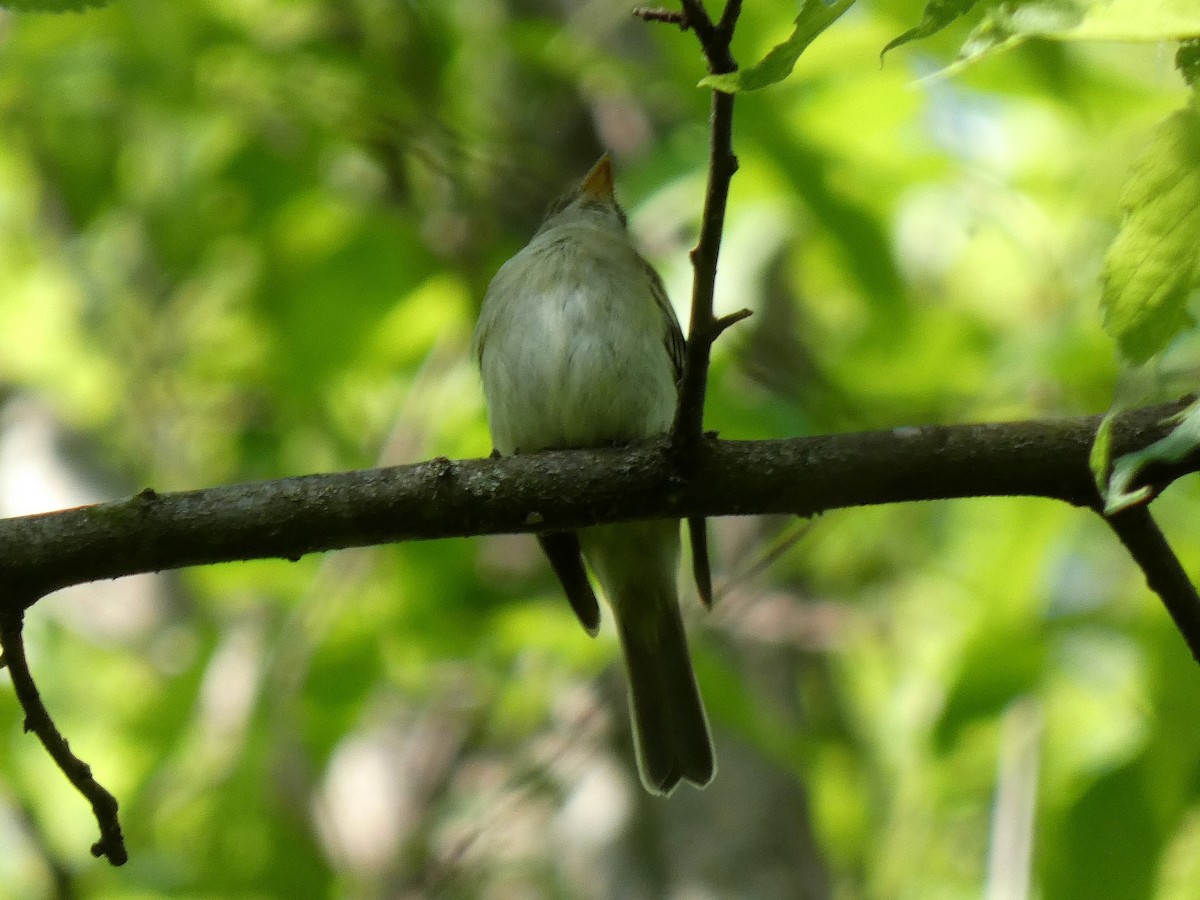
{"left": 1103, "top": 506, "right": 1200, "bottom": 664}
{"left": 0, "top": 611, "right": 126, "bottom": 865}
{"left": 1, "top": 403, "right": 1196, "bottom": 864}
{"left": 670, "top": 0, "right": 744, "bottom": 446}
{"left": 638, "top": 0, "right": 747, "bottom": 616}
{"left": 0, "top": 403, "right": 1189, "bottom": 611}
{"left": 632, "top": 6, "right": 688, "bottom": 28}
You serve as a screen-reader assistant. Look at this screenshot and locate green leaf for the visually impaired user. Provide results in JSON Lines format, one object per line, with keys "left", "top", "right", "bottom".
{"left": 0, "top": 0, "right": 111, "bottom": 10}
{"left": 1009, "top": 0, "right": 1200, "bottom": 42}
{"left": 1101, "top": 96, "right": 1200, "bottom": 365}
{"left": 881, "top": 0, "right": 983, "bottom": 58}
{"left": 1103, "top": 402, "right": 1200, "bottom": 514}
{"left": 928, "top": 2, "right": 1200, "bottom": 76}
{"left": 699, "top": 0, "right": 855, "bottom": 93}
{"left": 1090, "top": 410, "right": 1117, "bottom": 495}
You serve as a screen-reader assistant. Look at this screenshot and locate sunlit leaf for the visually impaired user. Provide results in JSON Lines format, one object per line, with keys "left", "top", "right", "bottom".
{"left": 1007, "top": 0, "right": 1200, "bottom": 42}
{"left": 881, "top": 0, "right": 983, "bottom": 58}
{"left": 936, "top": 1, "right": 1200, "bottom": 74}
{"left": 1101, "top": 97, "right": 1200, "bottom": 365}
{"left": 1090, "top": 410, "right": 1116, "bottom": 494}
{"left": 699, "top": 0, "right": 855, "bottom": 92}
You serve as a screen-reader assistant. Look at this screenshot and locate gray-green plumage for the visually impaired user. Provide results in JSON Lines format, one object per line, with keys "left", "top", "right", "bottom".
{"left": 473, "top": 156, "right": 714, "bottom": 794}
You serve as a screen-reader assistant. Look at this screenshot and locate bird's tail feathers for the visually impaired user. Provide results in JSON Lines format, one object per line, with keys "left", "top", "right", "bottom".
{"left": 616, "top": 595, "right": 715, "bottom": 795}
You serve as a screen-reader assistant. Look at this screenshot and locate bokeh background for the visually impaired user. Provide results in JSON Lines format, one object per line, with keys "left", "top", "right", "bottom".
{"left": 0, "top": 1, "right": 1198, "bottom": 897}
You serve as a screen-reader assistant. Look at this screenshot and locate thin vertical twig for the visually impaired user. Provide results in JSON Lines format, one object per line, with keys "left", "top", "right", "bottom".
{"left": 637, "top": 0, "right": 747, "bottom": 602}
{"left": 668, "top": 0, "right": 747, "bottom": 447}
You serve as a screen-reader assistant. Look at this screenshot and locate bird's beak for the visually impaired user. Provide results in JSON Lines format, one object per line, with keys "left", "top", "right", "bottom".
{"left": 579, "top": 153, "right": 615, "bottom": 202}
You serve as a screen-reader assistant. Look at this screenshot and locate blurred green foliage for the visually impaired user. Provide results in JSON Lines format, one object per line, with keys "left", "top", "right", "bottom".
{"left": 0, "top": 1, "right": 1198, "bottom": 898}
{"left": 1101, "top": 96, "right": 1200, "bottom": 364}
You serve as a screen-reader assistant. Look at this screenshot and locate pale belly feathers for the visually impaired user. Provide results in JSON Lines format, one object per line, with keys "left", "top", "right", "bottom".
{"left": 476, "top": 226, "right": 678, "bottom": 455}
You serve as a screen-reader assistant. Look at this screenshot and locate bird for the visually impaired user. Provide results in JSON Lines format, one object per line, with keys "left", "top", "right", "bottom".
{"left": 473, "top": 154, "right": 715, "bottom": 795}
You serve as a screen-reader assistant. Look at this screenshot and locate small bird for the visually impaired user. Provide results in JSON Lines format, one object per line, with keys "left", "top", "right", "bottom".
{"left": 473, "top": 154, "right": 715, "bottom": 795}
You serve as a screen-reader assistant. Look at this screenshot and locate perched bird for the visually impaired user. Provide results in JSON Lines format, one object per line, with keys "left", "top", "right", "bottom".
{"left": 473, "top": 154, "right": 715, "bottom": 795}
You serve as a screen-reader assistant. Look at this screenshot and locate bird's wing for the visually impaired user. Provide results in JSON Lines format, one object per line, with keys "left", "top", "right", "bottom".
{"left": 642, "top": 257, "right": 686, "bottom": 384}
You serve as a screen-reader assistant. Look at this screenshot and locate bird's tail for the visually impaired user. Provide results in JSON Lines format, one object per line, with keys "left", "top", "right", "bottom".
{"left": 615, "top": 592, "right": 715, "bottom": 795}
{"left": 582, "top": 520, "right": 715, "bottom": 795}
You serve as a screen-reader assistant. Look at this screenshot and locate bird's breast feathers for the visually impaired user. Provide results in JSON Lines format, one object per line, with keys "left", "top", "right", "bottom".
{"left": 476, "top": 229, "right": 677, "bottom": 454}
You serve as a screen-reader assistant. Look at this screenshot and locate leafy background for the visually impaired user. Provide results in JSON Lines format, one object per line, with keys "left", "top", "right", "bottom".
{"left": 0, "top": 0, "right": 1198, "bottom": 897}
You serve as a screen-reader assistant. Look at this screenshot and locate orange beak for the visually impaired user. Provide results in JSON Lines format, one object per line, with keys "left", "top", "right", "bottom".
{"left": 579, "top": 153, "right": 615, "bottom": 201}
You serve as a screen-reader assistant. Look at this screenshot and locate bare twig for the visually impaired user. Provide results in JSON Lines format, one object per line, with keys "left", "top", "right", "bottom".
{"left": 675, "top": 0, "right": 713, "bottom": 38}
{"left": 671, "top": 0, "right": 743, "bottom": 447}
{"left": 0, "top": 612, "right": 127, "bottom": 866}
{"left": 642, "top": 0, "right": 745, "bottom": 604}
{"left": 1104, "top": 506, "right": 1200, "bottom": 664}
{"left": 716, "top": 0, "right": 740, "bottom": 33}
{"left": 713, "top": 307, "right": 753, "bottom": 338}
{"left": 632, "top": 6, "right": 688, "bottom": 28}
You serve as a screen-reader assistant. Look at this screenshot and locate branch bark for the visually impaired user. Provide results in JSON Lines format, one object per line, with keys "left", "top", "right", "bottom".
{"left": 0, "top": 403, "right": 1189, "bottom": 612}
{"left": 1104, "top": 506, "right": 1200, "bottom": 664}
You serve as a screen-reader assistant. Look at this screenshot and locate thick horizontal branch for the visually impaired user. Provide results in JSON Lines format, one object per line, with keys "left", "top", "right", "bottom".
{"left": 0, "top": 403, "right": 1192, "bottom": 609}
